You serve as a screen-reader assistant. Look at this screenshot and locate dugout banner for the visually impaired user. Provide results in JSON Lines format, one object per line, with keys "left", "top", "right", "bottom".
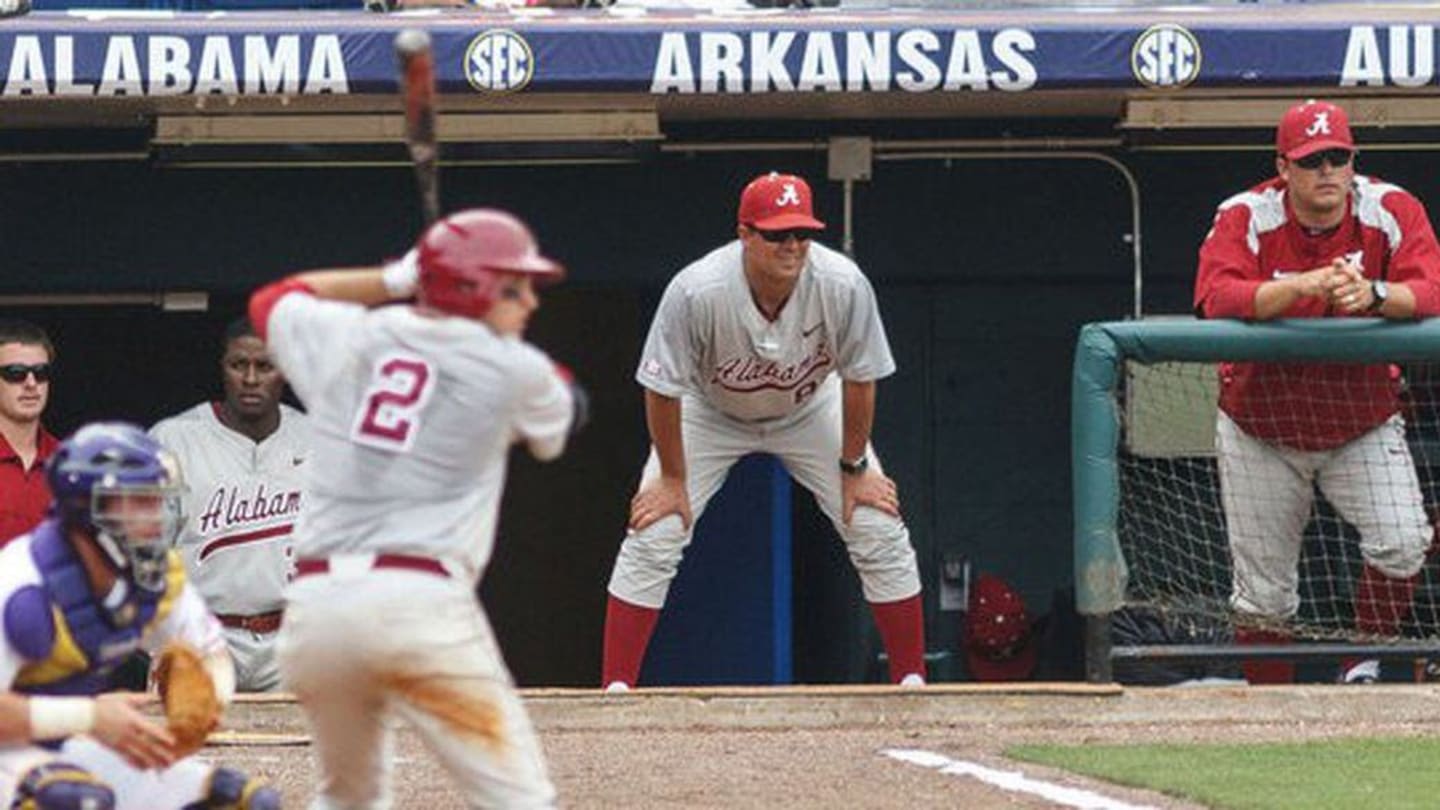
{"left": 2, "top": 7, "right": 1439, "bottom": 97}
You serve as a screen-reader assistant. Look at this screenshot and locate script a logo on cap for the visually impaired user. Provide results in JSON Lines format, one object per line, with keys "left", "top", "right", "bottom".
{"left": 1306, "top": 111, "right": 1333, "bottom": 137}
{"left": 775, "top": 182, "right": 802, "bottom": 208}
{"left": 1131, "top": 23, "right": 1202, "bottom": 90}
{"left": 465, "top": 29, "right": 534, "bottom": 93}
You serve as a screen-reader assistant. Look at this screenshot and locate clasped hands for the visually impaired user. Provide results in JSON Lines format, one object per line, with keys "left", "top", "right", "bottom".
{"left": 1294, "top": 257, "right": 1375, "bottom": 314}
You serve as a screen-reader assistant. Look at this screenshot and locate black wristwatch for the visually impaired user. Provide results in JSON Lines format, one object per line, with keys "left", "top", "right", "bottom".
{"left": 839, "top": 454, "right": 869, "bottom": 476}
{"left": 1369, "top": 279, "right": 1389, "bottom": 313}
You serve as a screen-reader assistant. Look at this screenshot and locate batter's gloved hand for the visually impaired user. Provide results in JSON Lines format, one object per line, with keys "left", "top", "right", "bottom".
{"left": 153, "top": 641, "right": 221, "bottom": 759}
{"left": 381, "top": 248, "right": 421, "bottom": 299}
{"left": 554, "top": 363, "right": 590, "bottom": 436}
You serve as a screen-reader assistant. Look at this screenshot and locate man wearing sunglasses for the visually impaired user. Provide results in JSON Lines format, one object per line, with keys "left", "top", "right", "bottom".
{"left": 602, "top": 172, "right": 927, "bottom": 690}
{"left": 1195, "top": 99, "right": 1440, "bottom": 685}
{"left": 0, "top": 319, "right": 58, "bottom": 548}
{"left": 148, "top": 317, "right": 310, "bottom": 692}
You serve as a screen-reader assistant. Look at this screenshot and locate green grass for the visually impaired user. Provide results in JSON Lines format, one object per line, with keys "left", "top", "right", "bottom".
{"left": 1007, "top": 736, "right": 1440, "bottom": 809}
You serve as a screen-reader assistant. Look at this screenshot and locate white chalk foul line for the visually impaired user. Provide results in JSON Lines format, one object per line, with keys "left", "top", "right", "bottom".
{"left": 882, "top": 748, "right": 1157, "bottom": 810}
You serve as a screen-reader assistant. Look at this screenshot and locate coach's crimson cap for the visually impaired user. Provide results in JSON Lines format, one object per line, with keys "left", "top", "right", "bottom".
{"left": 1277, "top": 100, "right": 1355, "bottom": 160}
{"left": 738, "top": 172, "right": 826, "bottom": 231}
{"left": 964, "top": 574, "right": 1038, "bottom": 682}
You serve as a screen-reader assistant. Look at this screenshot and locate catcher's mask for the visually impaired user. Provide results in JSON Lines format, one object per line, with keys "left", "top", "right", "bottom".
{"left": 415, "top": 208, "right": 564, "bottom": 321}
{"left": 47, "top": 422, "right": 185, "bottom": 593}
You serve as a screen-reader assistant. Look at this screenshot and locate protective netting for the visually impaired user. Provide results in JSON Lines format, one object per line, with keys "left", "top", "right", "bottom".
{"left": 1117, "top": 359, "right": 1440, "bottom": 642}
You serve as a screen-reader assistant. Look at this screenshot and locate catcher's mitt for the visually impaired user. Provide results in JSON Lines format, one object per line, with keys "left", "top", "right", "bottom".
{"left": 154, "top": 641, "right": 221, "bottom": 757}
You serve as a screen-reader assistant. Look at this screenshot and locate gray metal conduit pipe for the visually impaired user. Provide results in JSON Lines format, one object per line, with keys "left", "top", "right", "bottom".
{"left": 663, "top": 138, "right": 1144, "bottom": 318}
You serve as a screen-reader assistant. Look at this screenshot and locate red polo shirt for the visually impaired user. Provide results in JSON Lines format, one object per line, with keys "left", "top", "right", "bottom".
{"left": 0, "top": 426, "right": 58, "bottom": 546}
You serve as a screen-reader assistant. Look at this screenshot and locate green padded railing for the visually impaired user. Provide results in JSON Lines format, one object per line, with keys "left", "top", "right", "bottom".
{"left": 1071, "top": 317, "right": 1440, "bottom": 617}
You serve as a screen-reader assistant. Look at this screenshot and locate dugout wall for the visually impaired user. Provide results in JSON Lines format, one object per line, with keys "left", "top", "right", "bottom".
{"left": 14, "top": 10, "right": 1440, "bottom": 681}
{"left": 2, "top": 149, "right": 1140, "bottom": 685}
{"left": 16, "top": 136, "right": 1440, "bottom": 685}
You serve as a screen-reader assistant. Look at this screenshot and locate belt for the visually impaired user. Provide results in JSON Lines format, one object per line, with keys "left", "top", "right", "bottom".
{"left": 294, "top": 553, "right": 450, "bottom": 580}
{"left": 216, "top": 610, "right": 284, "bottom": 634}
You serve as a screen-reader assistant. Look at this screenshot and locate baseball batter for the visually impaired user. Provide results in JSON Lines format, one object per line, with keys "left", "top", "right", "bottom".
{"left": 253, "top": 208, "right": 582, "bottom": 809}
{"left": 602, "top": 172, "right": 927, "bottom": 690}
{"left": 0, "top": 422, "right": 278, "bottom": 810}
{"left": 1196, "top": 99, "right": 1440, "bottom": 684}
{"left": 150, "top": 317, "right": 309, "bottom": 692}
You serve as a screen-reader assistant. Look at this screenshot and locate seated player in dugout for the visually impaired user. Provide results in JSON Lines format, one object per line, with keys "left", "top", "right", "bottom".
{"left": 150, "top": 317, "right": 309, "bottom": 692}
{"left": 1194, "top": 98, "right": 1440, "bottom": 684}
{"left": 0, "top": 422, "right": 279, "bottom": 809}
{"left": 601, "top": 172, "right": 927, "bottom": 689}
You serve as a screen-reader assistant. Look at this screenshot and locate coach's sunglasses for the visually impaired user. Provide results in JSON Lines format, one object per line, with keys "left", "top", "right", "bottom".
{"left": 752, "top": 228, "right": 821, "bottom": 244}
{"left": 0, "top": 363, "right": 51, "bottom": 384}
{"left": 1292, "top": 148, "right": 1354, "bottom": 171}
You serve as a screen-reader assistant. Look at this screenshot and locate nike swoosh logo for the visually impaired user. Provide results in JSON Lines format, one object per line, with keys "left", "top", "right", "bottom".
{"left": 802, "top": 323, "right": 823, "bottom": 338}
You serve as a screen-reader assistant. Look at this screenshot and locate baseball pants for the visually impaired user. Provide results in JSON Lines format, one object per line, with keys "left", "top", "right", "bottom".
{"left": 223, "top": 626, "right": 282, "bottom": 693}
{"left": 608, "top": 384, "right": 921, "bottom": 608}
{"left": 1218, "top": 412, "right": 1430, "bottom": 619}
{"left": 277, "top": 564, "right": 555, "bottom": 810}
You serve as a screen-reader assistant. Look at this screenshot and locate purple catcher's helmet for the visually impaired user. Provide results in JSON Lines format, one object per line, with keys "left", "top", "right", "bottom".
{"left": 46, "top": 422, "right": 184, "bottom": 593}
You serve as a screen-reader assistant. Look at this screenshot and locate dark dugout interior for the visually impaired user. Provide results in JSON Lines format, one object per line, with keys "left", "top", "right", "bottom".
{"left": 7, "top": 144, "right": 1437, "bottom": 685}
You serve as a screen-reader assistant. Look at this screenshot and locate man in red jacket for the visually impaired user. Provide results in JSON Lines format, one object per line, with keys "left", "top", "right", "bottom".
{"left": 1195, "top": 99, "right": 1440, "bottom": 684}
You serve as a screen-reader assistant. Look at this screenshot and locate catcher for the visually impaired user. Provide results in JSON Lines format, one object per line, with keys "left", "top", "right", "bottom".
{"left": 0, "top": 422, "right": 280, "bottom": 809}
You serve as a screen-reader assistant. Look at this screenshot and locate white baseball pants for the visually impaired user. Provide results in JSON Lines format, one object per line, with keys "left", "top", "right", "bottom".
{"left": 1218, "top": 412, "right": 1430, "bottom": 619}
{"left": 608, "top": 384, "right": 921, "bottom": 608}
{"left": 277, "top": 565, "right": 554, "bottom": 810}
{"left": 224, "top": 626, "right": 282, "bottom": 692}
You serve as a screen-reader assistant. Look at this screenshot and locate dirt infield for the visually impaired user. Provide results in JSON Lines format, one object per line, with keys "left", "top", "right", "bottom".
{"left": 212, "top": 683, "right": 1440, "bottom": 808}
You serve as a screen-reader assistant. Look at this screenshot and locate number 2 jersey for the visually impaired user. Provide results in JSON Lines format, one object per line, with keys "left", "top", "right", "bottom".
{"left": 258, "top": 292, "right": 575, "bottom": 584}
{"left": 637, "top": 240, "right": 896, "bottom": 423}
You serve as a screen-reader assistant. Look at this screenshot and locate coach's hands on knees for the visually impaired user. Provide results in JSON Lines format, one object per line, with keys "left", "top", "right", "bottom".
{"left": 843, "top": 468, "right": 901, "bottom": 526}
{"left": 630, "top": 475, "right": 691, "bottom": 532}
{"left": 93, "top": 692, "right": 177, "bottom": 770}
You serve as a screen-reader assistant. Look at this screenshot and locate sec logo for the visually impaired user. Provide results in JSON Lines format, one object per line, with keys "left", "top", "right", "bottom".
{"left": 465, "top": 30, "right": 534, "bottom": 93}
{"left": 1131, "top": 24, "right": 1202, "bottom": 89}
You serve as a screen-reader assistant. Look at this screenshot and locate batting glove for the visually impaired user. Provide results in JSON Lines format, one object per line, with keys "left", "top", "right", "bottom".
{"left": 381, "top": 248, "right": 420, "bottom": 298}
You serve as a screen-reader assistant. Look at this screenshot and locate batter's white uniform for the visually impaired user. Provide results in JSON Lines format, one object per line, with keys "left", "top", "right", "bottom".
{"left": 150, "top": 403, "right": 309, "bottom": 692}
{"left": 265, "top": 293, "right": 573, "bottom": 810}
{"left": 0, "top": 535, "right": 227, "bottom": 810}
{"left": 607, "top": 240, "right": 921, "bottom": 609}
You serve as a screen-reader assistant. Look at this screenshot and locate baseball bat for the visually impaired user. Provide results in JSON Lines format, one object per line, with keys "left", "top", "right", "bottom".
{"left": 395, "top": 28, "right": 441, "bottom": 225}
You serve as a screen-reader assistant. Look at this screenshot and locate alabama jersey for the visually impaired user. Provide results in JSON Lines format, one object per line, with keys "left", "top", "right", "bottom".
{"left": 637, "top": 240, "right": 896, "bottom": 422}
{"left": 150, "top": 404, "right": 309, "bottom": 616}
{"left": 263, "top": 295, "right": 573, "bottom": 584}
{"left": 1196, "top": 174, "right": 1440, "bottom": 450}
